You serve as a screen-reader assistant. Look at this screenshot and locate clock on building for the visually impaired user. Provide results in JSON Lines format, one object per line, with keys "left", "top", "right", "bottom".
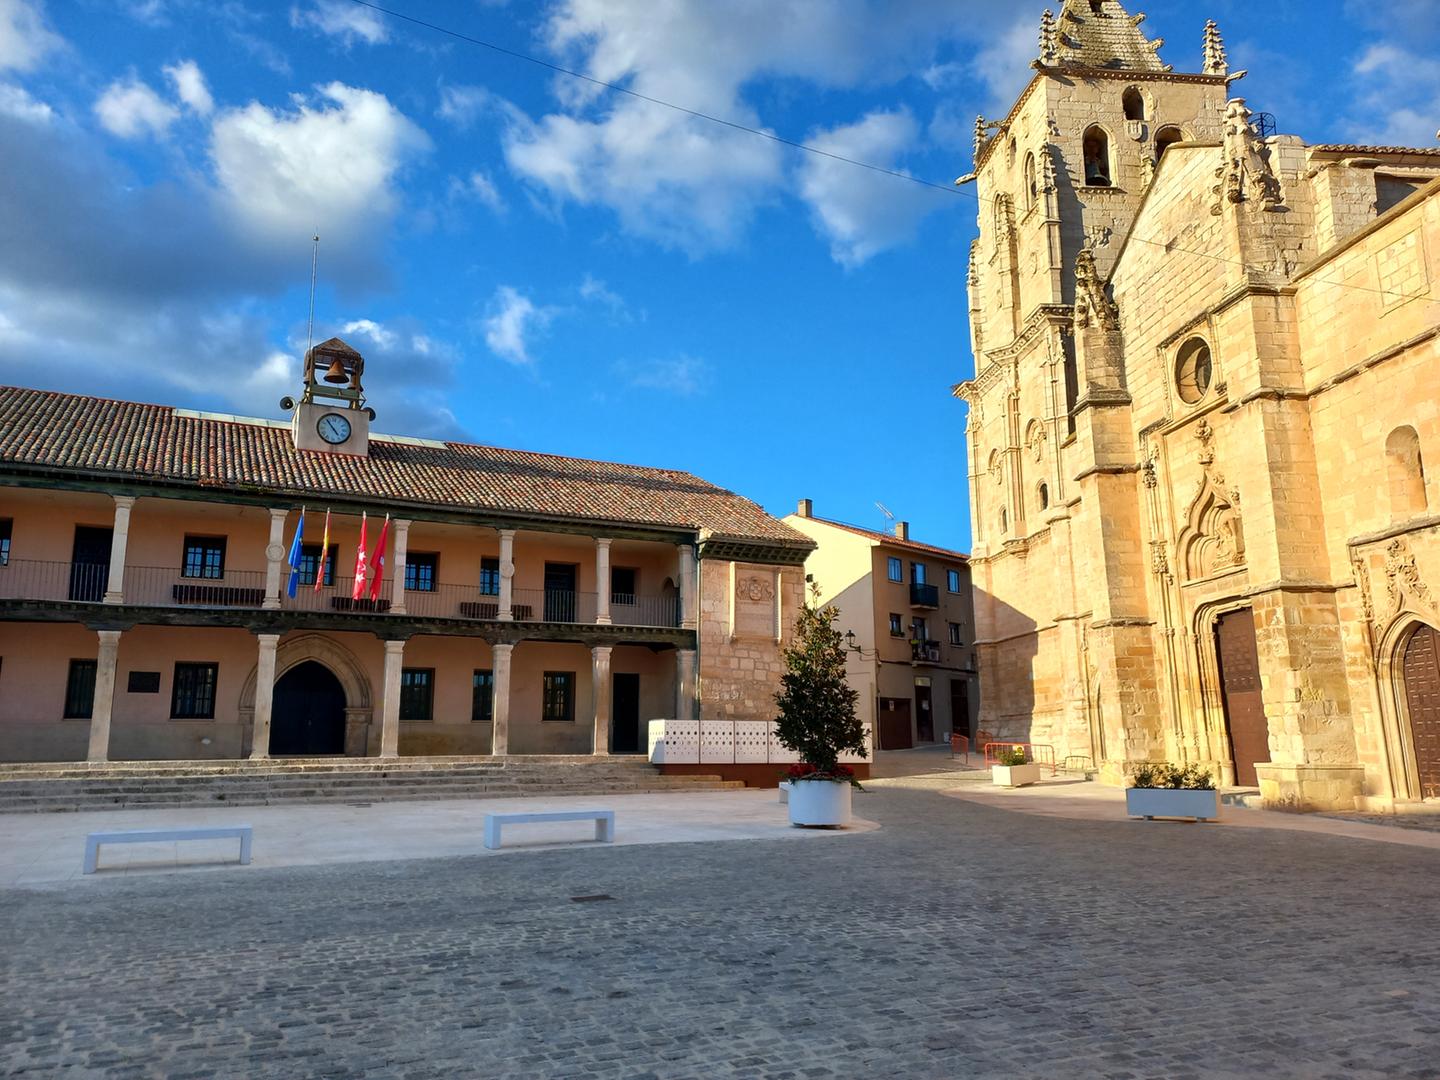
{"left": 1174, "top": 337, "right": 1213, "bottom": 404}
{"left": 317, "top": 412, "right": 352, "bottom": 444}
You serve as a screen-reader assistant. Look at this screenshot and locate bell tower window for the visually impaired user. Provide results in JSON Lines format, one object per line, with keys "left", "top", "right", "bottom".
{"left": 1122, "top": 88, "right": 1145, "bottom": 122}
{"left": 1155, "top": 126, "right": 1184, "bottom": 166}
{"left": 1083, "top": 127, "right": 1112, "bottom": 187}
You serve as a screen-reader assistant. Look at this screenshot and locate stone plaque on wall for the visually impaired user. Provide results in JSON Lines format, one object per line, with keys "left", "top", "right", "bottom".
{"left": 733, "top": 573, "right": 777, "bottom": 639}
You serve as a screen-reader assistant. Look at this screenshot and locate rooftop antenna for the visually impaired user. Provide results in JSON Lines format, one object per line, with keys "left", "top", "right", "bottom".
{"left": 305, "top": 232, "right": 320, "bottom": 361}
{"left": 875, "top": 501, "right": 895, "bottom": 524}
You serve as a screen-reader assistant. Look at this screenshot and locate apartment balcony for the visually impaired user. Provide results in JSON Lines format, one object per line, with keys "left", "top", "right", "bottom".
{"left": 910, "top": 639, "right": 942, "bottom": 664}
{"left": 909, "top": 582, "right": 939, "bottom": 609}
{"left": 0, "top": 560, "right": 683, "bottom": 629}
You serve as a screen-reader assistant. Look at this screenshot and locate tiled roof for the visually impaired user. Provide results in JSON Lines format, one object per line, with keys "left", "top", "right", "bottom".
{"left": 1309, "top": 145, "right": 1440, "bottom": 156}
{"left": 0, "top": 386, "right": 810, "bottom": 546}
{"left": 797, "top": 515, "right": 969, "bottom": 562}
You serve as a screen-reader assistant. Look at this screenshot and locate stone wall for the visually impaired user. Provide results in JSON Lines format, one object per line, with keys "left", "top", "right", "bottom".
{"left": 696, "top": 559, "right": 804, "bottom": 723}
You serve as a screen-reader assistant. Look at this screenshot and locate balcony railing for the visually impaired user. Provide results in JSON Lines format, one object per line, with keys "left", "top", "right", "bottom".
{"left": 909, "top": 582, "right": 939, "bottom": 608}
{"left": 911, "top": 639, "right": 942, "bottom": 664}
{"left": 0, "top": 560, "right": 682, "bottom": 628}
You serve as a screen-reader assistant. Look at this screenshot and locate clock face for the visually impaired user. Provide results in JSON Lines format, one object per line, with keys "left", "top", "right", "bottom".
{"left": 317, "top": 413, "right": 352, "bottom": 444}
{"left": 1175, "top": 338, "right": 1213, "bottom": 404}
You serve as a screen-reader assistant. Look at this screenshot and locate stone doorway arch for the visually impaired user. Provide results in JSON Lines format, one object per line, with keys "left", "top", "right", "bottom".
{"left": 1377, "top": 614, "right": 1440, "bottom": 801}
{"left": 239, "top": 634, "right": 375, "bottom": 757}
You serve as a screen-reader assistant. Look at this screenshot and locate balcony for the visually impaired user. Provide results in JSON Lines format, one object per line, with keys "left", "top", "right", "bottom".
{"left": 909, "top": 582, "right": 939, "bottom": 609}
{"left": 910, "top": 639, "right": 942, "bottom": 664}
{"left": 0, "top": 560, "right": 683, "bottom": 629}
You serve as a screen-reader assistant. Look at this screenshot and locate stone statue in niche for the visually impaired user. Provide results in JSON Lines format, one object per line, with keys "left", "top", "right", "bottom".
{"left": 1181, "top": 481, "right": 1246, "bottom": 580}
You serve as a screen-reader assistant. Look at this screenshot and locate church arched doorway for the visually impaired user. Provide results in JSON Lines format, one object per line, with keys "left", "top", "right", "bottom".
{"left": 270, "top": 661, "right": 347, "bottom": 756}
{"left": 1401, "top": 624, "right": 1440, "bottom": 799}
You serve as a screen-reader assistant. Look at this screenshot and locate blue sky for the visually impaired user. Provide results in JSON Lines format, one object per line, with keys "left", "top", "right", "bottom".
{"left": 0, "top": 1, "right": 1435, "bottom": 551}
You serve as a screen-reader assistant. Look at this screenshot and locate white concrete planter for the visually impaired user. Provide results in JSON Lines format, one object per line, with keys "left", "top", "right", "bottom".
{"left": 1126, "top": 787, "right": 1220, "bottom": 822}
{"left": 992, "top": 762, "right": 1041, "bottom": 788}
{"left": 787, "top": 779, "right": 852, "bottom": 827}
{"left": 778, "top": 780, "right": 792, "bottom": 804}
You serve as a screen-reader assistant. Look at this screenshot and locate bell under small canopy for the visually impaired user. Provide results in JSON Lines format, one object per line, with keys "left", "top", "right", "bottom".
{"left": 303, "top": 336, "right": 364, "bottom": 395}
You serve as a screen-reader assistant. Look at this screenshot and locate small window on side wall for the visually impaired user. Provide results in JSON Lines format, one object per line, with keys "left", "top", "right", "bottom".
{"left": 948, "top": 622, "right": 964, "bottom": 646}
{"left": 887, "top": 557, "right": 903, "bottom": 583}
{"left": 1174, "top": 337, "right": 1213, "bottom": 404}
{"left": 1038, "top": 482, "right": 1050, "bottom": 511}
{"left": 889, "top": 613, "right": 904, "bottom": 637}
{"left": 479, "top": 557, "right": 500, "bottom": 596}
{"left": 947, "top": 568, "right": 961, "bottom": 593}
{"left": 0, "top": 517, "right": 10, "bottom": 566}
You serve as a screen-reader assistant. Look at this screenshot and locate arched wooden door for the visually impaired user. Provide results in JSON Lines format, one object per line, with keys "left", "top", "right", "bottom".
{"left": 1402, "top": 624, "right": 1440, "bottom": 799}
{"left": 271, "top": 661, "right": 347, "bottom": 756}
{"left": 1216, "top": 608, "right": 1270, "bottom": 787}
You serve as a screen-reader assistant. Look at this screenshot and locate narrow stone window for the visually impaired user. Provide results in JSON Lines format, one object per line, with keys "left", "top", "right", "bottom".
{"left": 1082, "top": 127, "right": 1111, "bottom": 186}
{"left": 1386, "top": 425, "right": 1428, "bottom": 519}
{"left": 1122, "top": 88, "right": 1145, "bottom": 122}
{"left": 1038, "top": 482, "right": 1050, "bottom": 511}
{"left": 1155, "top": 126, "right": 1184, "bottom": 165}
{"left": 999, "top": 507, "right": 1009, "bottom": 535}
{"left": 1024, "top": 152, "right": 1037, "bottom": 209}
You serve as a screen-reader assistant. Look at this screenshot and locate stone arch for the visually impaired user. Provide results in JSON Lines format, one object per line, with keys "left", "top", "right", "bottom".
{"left": 1122, "top": 87, "right": 1145, "bottom": 122}
{"left": 1082, "top": 125, "right": 1112, "bottom": 186}
{"left": 1036, "top": 481, "right": 1050, "bottom": 512}
{"left": 1178, "top": 478, "right": 1245, "bottom": 581}
{"left": 1190, "top": 597, "right": 1263, "bottom": 787}
{"left": 238, "top": 633, "right": 375, "bottom": 757}
{"left": 1376, "top": 612, "right": 1440, "bottom": 801}
{"left": 1155, "top": 125, "right": 1185, "bottom": 165}
{"left": 1385, "top": 425, "right": 1427, "bottom": 520}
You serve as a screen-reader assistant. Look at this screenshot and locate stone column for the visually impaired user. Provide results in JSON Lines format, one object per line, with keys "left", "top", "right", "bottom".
{"left": 103, "top": 496, "right": 135, "bottom": 605}
{"left": 678, "top": 543, "right": 697, "bottom": 629}
{"left": 263, "top": 508, "right": 288, "bottom": 610}
{"left": 676, "top": 647, "right": 697, "bottom": 722}
{"left": 390, "top": 519, "right": 411, "bottom": 615}
{"left": 498, "top": 529, "right": 516, "bottom": 621}
{"left": 595, "top": 538, "right": 612, "bottom": 625}
{"left": 380, "top": 638, "right": 406, "bottom": 758}
{"left": 86, "top": 629, "right": 123, "bottom": 763}
{"left": 591, "top": 645, "right": 613, "bottom": 754}
{"left": 492, "top": 642, "right": 514, "bottom": 754}
{"left": 249, "top": 633, "right": 281, "bottom": 760}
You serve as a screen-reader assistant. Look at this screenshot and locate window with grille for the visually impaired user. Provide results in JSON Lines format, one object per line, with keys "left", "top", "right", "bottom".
{"left": 64, "top": 659, "right": 97, "bottom": 719}
{"left": 170, "top": 662, "right": 218, "bottom": 719}
{"left": 405, "top": 553, "right": 439, "bottom": 592}
{"left": 182, "top": 536, "right": 226, "bottom": 579}
{"left": 400, "top": 668, "right": 434, "bottom": 720}
{"left": 472, "top": 669, "right": 494, "bottom": 722}
{"left": 542, "top": 671, "right": 574, "bottom": 722}
{"left": 298, "top": 543, "right": 338, "bottom": 587}
{"left": 479, "top": 557, "right": 501, "bottom": 596}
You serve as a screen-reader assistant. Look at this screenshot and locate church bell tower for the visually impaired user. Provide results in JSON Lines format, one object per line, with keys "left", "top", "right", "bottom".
{"left": 284, "top": 337, "right": 372, "bottom": 456}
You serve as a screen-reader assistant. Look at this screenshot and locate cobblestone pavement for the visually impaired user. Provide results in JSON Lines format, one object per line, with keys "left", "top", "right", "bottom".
{"left": 5, "top": 783, "right": 1440, "bottom": 1079}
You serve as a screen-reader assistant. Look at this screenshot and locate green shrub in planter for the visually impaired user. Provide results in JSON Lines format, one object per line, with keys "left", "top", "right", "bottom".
{"left": 996, "top": 745, "right": 1028, "bottom": 767}
{"left": 1130, "top": 762, "right": 1214, "bottom": 790}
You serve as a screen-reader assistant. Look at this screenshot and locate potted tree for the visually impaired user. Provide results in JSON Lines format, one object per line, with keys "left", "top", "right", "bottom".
{"left": 774, "top": 588, "right": 867, "bottom": 827}
{"left": 1125, "top": 762, "right": 1219, "bottom": 821}
{"left": 991, "top": 745, "right": 1041, "bottom": 788}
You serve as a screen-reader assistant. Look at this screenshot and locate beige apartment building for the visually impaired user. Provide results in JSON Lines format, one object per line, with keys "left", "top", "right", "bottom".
{"left": 954, "top": 0, "right": 1440, "bottom": 810}
{"left": 783, "top": 501, "right": 977, "bottom": 750}
{"left": 0, "top": 338, "right": 814, "bottom": 765}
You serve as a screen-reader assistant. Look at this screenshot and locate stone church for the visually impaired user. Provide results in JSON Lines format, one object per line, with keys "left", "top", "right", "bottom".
{"left": 954, "top": 0, "right": 1440, "bottom": 810}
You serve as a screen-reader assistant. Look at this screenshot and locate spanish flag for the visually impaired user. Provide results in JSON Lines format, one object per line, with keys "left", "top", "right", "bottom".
{"left": 313, "top": 509, "right": 331, "bottom": 592}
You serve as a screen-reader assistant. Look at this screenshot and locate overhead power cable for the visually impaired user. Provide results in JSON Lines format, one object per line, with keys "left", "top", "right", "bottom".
{"left": 346, "top": 0, "right": 1436, "bottom": 306}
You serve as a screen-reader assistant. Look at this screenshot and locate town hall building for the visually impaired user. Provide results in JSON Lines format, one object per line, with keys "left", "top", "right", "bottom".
{"left": 954, "top": 0, "right": 1440, "bottom": 811}
{"left": 0, "top": 337, "right": 815, "bottom": 767}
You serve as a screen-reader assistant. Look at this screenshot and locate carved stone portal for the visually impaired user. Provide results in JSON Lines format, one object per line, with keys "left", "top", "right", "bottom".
{"left": 1180, "top": 478, "right": 1246, "bottom": 581}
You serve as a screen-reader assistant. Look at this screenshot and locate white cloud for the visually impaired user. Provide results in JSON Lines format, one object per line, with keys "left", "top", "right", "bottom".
{"left": 437, "top": 84, "right": 497, "bottom": 129}
{"left": 0, "top": 81, "right": 50, "bottom": 123}
{"left": 579, "top": 274, "right": 628, "bottom": 316}
{"left": 341, "top": 318, "right": 397, "bottom": 349}
{"left": 290, "top": 0, "right": 388, "bottom": 46}
{"left": 209, "top": 82, "right": 428, "bottom": 243}
{"left": 463, "top": 170, "right": 504, "bottom": 213}
{"left": 613, "top": 355, "right": 709, "bottom": 396}
{"left": 798, "top": 109, "right": 943, "bottom": 268}
{"left": 1346, "top": 42, "right": 1440, "bottom": 147}
{"left": 498, "top": 0, "right": 1018, "bottom": 256}
{"left": 164, "top": 59, "right": 213, "bottom": 116}
{"left": 94, "top": 76, "right": 179, "bottom": 139}
{"left": 970, "top": 13, "right": 1038, "bottom": 112}
{"left": 0, "top": 0, "right": 62, "bottom": 73}
{"left": 483, "top": 285, "right": 552, "bottom": 365}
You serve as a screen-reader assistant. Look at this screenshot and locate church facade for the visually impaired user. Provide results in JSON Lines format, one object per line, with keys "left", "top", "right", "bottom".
{"left": 954, "top": 0, "right": 1440, "bottom": 810}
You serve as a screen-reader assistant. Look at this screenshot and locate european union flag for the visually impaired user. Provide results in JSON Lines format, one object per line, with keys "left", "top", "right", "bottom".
{"left": 285, "top": 508, "right": 306, "bottom": 599}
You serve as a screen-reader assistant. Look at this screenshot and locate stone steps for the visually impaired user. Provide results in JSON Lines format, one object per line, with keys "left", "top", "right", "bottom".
{"left": 0, "top": 757, "right": 744, "bottom": 813}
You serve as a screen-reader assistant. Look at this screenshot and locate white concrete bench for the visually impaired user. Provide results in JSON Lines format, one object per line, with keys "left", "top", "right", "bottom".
{"left": 83, "top": 825, "right": 253, "bottom": 875}
{"left": 483, "top": 810, "right": 614, "bottom": 850}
